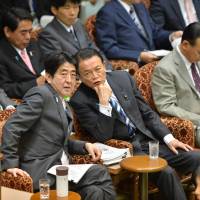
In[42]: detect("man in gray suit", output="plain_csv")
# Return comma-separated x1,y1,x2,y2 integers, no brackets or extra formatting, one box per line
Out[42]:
152,22,200,128
39,0,112,70
1,52,116,200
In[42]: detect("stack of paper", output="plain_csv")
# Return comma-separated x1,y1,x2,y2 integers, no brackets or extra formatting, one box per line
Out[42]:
47,164,94,183
95,143,130,165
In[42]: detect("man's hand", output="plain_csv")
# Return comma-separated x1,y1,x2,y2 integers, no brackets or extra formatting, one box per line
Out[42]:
170,31,183,41
167,139,193,154
7,168,30,177
140,52,159,63
94,83,112,106
36,75,46,86
85,143,102,162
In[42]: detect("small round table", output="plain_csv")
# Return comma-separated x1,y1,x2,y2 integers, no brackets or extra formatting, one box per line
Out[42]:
31,190,81,200
120,155,167,200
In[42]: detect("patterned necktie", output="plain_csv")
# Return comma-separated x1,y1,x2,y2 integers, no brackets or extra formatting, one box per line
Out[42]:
129,5,147,38
184,0,197,24
109,97,136,138
20,50,36,75
191,63,200,92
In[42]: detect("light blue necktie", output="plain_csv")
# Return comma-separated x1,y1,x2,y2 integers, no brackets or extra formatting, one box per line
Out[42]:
109,97,136,138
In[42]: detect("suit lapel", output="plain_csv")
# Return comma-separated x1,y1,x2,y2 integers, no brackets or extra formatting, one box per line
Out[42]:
134,4,150,41
170,0,186,28
107,73,132,124
173,49,200,96
53,18,80,49
193,0,200,21
2,39,38,76
47,84,70,136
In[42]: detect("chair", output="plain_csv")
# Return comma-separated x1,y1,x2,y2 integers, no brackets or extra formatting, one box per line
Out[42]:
85,15,139,75
134,61,195,147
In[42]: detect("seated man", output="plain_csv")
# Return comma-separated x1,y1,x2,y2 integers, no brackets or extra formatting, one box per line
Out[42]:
39,0,112,70
95,0,182,64
150,0,200,31
0,89,17,110
1,51,116,200
70,48,200,200
0,8,45,98
152,22,200,128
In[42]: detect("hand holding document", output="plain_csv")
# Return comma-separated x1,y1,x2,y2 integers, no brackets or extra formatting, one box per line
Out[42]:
95,143,130,165
47,164,94,183
148,50,170,59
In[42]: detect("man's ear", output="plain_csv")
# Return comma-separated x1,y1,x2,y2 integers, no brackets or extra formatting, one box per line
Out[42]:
51,6,57,16
3,27,12,38
45,73,52,84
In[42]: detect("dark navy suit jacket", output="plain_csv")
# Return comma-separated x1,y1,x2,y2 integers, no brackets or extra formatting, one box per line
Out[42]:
150,0,200,31
95,0,171,61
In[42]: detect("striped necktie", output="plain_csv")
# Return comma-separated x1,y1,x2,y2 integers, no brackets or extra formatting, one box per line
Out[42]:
191,63,200,92
109,97,136,138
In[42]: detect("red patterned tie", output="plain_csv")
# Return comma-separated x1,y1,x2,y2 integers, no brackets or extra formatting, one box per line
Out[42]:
20,50,36,75
191,63,200,92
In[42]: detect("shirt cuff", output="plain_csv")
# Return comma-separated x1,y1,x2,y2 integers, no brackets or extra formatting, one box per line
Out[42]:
163,134,175,144
99,104,112,117
5,105,16,110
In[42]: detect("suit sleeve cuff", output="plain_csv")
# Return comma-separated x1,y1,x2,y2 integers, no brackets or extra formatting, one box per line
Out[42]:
99,104,112,117
163,134,175,144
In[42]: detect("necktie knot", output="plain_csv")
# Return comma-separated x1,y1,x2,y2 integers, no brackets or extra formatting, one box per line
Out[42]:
129,5,134,15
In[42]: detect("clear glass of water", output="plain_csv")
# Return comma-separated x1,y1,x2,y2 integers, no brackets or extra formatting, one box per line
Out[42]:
149,141,159,159
39,179,50,200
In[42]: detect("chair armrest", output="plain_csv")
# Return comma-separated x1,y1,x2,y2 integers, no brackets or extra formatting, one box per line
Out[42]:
71,154,103,164
104,139,133,151
110,60,139,75
160,116,195,147
0,171,33,192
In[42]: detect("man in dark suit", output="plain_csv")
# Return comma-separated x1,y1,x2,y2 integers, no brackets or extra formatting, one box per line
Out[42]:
70,48,200,200
0,8,45,99
0,89,17,110
39,0,112,70
95,0,182,64
2,52,116,200
150,0,200,31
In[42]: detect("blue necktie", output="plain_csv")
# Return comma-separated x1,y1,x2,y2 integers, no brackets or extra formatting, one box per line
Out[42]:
109,97,136,138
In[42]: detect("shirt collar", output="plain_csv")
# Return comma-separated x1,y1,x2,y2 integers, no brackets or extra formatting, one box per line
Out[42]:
118,0,132,14
176,45,192,71
57,18,74,32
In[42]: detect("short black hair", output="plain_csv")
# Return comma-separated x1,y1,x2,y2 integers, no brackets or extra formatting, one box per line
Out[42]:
1,7,33,32
50,0,81,8
44,51,76,77
181,22,200,46
75,48,104,74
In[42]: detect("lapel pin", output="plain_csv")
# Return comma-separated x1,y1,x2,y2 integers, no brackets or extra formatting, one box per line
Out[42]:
29,51,33,56
124,95,128,100
15,56,19,61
